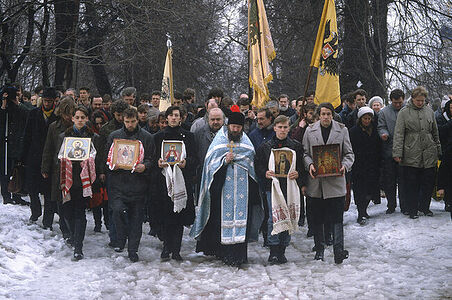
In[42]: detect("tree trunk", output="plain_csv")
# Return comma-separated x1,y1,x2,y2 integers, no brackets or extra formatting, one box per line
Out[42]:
341,0,389,98
54,0,80,90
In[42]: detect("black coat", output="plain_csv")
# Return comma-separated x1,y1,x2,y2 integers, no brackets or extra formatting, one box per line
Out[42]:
98,118,124,175
21,107,58,192
41,119,73,202
0,102,29,174
349,124,381,198
153,126,196,225
107,126,154,202
255,135,305,192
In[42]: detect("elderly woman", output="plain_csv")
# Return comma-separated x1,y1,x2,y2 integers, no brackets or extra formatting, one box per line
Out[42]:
349,107,382,225
393,86,441,219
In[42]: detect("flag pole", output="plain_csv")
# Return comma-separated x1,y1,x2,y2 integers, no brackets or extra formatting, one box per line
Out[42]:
167,37,174,105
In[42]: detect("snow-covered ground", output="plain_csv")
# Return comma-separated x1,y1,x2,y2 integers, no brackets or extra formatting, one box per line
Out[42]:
0,197,451,300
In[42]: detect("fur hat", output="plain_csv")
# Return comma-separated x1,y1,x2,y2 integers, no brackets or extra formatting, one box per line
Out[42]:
368,96,384,108
42,87,58,99
357,106,374,119
228,105,245,126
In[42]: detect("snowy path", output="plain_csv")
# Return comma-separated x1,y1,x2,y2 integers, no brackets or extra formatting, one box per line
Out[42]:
0,198,451,299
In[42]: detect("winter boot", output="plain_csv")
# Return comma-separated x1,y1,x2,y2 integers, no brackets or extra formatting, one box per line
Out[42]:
161,243,171,261
277,245,288,264
128,252,139,263
268,245,279,264
314,249,324,261
334,249,349,264
332,222,348,264
72,248,84,261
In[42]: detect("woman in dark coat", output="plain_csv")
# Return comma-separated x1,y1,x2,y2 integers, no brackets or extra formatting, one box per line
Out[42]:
153,106,196,261
56,106,101,260
349,107,382,224
436,100,452,213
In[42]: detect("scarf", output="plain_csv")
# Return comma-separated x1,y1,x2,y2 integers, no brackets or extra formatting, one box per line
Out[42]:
161,140,187,213
268,147,300,235
42,105,55,120
60,158,73,203
80,157,96,198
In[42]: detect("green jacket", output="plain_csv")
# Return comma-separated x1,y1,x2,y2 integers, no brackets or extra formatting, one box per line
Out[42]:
392,100,440,168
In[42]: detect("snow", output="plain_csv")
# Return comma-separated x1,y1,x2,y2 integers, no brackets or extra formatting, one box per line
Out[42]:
0,197,451,300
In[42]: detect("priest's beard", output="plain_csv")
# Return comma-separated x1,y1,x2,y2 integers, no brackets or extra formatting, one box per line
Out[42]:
228,128,243,142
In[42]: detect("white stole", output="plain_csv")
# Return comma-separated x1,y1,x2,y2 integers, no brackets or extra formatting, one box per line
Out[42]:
162,141,187,213
268,147,300,235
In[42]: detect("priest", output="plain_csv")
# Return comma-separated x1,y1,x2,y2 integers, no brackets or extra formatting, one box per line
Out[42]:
190,105,263,267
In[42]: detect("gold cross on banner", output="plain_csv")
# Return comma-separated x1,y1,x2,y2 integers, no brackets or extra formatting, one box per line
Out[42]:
227,141,237,153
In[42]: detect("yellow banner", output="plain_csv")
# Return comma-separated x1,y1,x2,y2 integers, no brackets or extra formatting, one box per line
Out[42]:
160,47,173,112
310,0,341,108
248,0,275,108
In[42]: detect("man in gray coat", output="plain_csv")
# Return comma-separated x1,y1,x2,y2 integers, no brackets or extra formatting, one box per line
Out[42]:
303,102,354,264
377,89,406,214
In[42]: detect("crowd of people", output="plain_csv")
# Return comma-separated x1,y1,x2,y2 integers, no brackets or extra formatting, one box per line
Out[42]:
1,83,450,267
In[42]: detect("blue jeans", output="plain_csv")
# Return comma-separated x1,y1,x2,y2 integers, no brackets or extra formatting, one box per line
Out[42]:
266,191,290,246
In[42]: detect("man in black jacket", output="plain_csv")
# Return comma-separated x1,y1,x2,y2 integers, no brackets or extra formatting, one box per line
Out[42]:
106,108,154,262
98,100,129,245
255,115,305,264
22,87,58,223
0,84,29,205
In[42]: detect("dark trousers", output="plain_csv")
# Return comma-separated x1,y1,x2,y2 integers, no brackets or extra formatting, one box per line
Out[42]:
309,196,345,254
162,223,184,255
30,191,53,227
354,188,371,218
403,166,436,215
93,201,109,228
62,187,87,251
383,158,406,211
112,199,144,253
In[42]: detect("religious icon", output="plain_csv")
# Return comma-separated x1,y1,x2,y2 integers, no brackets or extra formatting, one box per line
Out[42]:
63,137,91,161
312,144,341,177
161,140,183,165
272,149,293,178
111,139,140,170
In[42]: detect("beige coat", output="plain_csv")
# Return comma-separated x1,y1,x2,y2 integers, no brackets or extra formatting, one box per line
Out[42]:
302,120,354,199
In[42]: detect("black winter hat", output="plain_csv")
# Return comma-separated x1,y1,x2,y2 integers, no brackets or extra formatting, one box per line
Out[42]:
42,87,58,99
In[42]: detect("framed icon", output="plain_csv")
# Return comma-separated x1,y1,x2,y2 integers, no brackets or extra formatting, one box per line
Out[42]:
272,149,293,178
312,144,341,177
63,137,91,161
161,140,183,165
111,139,140,170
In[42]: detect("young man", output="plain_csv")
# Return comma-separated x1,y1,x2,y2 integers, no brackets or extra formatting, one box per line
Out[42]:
153,106,196,261
106,108,154,262
302,102,354,264
255,115,304,264
137,104,150,130
377,89,406,214
79,87,91,108
345,89,367,128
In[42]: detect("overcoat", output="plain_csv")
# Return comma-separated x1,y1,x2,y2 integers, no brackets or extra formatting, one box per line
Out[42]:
302,120,354,199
